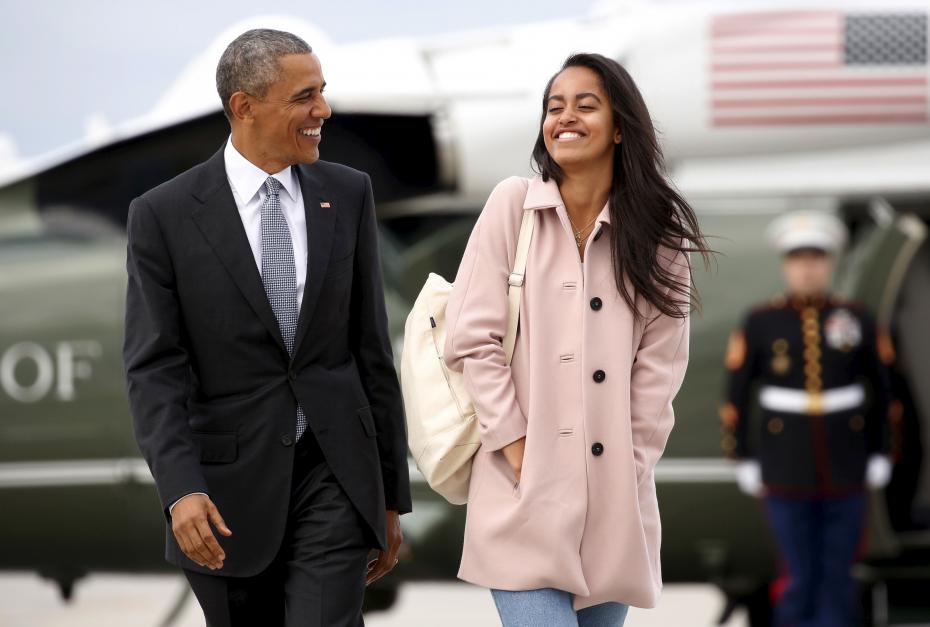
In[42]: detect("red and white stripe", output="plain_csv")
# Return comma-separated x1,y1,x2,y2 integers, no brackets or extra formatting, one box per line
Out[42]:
709,11,929,127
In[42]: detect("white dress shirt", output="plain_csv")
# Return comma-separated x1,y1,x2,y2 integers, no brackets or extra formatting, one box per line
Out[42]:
223,134,308,310
169,136,309,515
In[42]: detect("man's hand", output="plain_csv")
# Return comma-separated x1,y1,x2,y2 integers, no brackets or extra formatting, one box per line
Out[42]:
171,494,232,570
866,454,893,489
735,460,764,497
366,510,403,585
501,437,526,484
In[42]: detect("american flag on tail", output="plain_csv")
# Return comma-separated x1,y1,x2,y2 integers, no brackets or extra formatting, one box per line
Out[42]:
709,11,928,127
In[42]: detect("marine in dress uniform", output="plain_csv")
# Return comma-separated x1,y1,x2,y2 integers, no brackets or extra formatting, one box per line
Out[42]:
720,211,896,627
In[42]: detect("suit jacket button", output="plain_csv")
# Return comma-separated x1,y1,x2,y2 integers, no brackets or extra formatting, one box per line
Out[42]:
590,297,603,311
593,369,606,383
591,442,604,456
288,370,297,381
281,434,294,447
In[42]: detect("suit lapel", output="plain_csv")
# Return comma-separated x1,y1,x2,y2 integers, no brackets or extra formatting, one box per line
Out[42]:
190,143,289,356
292,162,336,357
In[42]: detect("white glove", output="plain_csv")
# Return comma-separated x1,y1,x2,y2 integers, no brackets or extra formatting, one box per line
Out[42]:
866,455,893,489
735,460,764,497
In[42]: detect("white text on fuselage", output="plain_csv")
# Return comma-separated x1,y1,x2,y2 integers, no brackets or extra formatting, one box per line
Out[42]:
0,341,102,403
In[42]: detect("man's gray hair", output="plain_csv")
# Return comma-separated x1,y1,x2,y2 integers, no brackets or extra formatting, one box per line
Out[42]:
216,28,312,120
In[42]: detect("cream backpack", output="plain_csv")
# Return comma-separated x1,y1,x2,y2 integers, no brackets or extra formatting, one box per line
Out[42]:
400,208,536,504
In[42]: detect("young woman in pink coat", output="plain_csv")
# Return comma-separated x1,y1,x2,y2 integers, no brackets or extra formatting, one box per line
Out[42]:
442,53,711,626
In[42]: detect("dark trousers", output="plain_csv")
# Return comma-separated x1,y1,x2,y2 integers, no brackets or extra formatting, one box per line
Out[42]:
765,493,868,627
183,433,371,627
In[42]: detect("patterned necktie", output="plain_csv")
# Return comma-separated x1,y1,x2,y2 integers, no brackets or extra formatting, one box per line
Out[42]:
260,176,307,440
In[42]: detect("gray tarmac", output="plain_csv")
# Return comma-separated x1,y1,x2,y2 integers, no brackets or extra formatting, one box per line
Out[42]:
0,573,748,626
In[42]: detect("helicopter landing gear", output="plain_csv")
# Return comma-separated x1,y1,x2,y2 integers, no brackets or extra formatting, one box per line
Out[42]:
155,577,193,627
39,568,86,603
717,580,773,627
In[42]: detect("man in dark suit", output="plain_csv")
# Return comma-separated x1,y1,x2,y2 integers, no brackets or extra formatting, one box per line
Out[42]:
123,28,411,626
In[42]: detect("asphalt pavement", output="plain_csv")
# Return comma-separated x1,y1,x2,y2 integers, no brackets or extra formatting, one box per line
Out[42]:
0,573,749,626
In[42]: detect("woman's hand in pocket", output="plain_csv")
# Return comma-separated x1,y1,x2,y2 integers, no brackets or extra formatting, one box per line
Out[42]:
501,437,526,484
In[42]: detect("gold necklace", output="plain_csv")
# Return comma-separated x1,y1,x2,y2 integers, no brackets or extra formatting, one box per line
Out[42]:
567,213,598,249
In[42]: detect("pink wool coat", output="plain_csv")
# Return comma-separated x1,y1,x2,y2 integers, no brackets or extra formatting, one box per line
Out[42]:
442,175,691,610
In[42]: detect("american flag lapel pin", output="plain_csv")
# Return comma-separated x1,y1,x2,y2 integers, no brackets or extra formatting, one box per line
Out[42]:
320,201,331,208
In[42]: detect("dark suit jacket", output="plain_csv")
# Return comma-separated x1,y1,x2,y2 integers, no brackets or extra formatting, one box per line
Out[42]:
721,295,891,496
123,140,411,577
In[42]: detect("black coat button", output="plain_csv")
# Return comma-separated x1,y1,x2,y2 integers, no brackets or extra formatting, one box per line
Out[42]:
590,297,603,311
288,370,297,381
593,369,606,383
281,434,294,447
592,442,604,456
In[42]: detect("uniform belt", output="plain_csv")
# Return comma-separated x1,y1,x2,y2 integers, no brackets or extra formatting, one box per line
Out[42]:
758,383,865,415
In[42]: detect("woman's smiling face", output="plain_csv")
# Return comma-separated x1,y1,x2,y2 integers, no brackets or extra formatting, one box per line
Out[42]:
542,66,621,173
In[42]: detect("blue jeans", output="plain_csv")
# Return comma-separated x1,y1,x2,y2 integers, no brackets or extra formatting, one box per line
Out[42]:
491,587,629,627
765,493,867,627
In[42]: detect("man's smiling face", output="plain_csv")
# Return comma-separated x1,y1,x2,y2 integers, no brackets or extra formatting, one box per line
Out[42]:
248,52,331,168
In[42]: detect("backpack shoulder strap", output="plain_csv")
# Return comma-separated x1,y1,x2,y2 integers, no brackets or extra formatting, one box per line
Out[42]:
502,208,536,364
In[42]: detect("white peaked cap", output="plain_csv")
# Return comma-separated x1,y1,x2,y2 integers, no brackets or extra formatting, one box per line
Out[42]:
766,210,848,254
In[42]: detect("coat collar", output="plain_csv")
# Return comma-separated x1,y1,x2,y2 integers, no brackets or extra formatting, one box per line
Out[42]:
223,134,300,205
786,291,830,311
291,158,336,358
522,174,612,227
190,139,336,361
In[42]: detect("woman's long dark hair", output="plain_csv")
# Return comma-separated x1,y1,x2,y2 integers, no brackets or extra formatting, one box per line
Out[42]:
532,53,711,321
